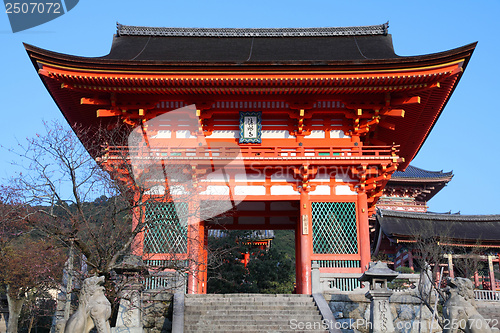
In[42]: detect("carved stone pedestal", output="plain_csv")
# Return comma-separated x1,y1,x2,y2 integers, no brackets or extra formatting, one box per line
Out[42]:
112,287,143,333
365,289,395,333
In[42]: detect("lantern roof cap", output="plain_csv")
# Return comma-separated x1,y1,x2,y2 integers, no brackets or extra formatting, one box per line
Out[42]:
359,261,399,282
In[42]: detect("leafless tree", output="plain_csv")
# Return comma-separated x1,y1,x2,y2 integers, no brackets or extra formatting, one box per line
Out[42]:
4,119,234,328
407,220,485,331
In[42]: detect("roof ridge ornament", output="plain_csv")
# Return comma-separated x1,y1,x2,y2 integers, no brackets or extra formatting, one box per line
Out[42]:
116,22,389,38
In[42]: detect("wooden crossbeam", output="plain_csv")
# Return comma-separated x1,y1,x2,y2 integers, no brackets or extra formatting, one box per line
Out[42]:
81,97,109,105
380,109,405,117
96,109,121,117
391,96,420,105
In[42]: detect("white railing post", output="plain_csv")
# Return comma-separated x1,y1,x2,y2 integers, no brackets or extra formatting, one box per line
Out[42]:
311,261,321,294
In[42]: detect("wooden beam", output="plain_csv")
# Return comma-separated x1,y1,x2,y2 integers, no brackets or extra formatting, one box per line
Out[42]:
380,109,405,117
391,96,420,105
96,109,121,117
81,97,109,105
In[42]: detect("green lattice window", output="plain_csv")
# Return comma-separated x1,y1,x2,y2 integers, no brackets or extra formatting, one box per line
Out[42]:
312,202,358,254
144,202,188,254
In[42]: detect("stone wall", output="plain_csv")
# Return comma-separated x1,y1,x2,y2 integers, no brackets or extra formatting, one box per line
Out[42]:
476,301,500,331
141,292,173,333
325,291,438,333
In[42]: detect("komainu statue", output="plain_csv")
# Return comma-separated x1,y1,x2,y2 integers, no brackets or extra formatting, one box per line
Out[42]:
64,275,112,333
443,277,493,333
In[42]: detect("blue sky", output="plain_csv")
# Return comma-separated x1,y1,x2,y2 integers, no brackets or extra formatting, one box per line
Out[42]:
1,0,499,214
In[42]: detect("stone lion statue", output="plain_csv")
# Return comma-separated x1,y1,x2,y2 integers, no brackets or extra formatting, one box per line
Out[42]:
443,277,493,333
63,275,112,333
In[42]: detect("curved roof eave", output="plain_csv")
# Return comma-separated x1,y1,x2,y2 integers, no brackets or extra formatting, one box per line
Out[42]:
24,42,477,73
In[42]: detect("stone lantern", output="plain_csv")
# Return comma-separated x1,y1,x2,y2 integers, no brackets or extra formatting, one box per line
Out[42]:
359,261,399,333
111,255,148,333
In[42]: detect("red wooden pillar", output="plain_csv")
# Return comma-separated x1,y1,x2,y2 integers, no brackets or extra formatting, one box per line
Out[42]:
474,271,480,288
295,218,302,293
187,200,200,294
297,187,312,294
408,250,414,272
488,255,496,291
447,254,455,279
357,191,370,271
197,221,207,294
243,253,251,268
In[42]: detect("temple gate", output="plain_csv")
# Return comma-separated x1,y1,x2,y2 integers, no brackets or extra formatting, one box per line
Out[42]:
25,23,475,294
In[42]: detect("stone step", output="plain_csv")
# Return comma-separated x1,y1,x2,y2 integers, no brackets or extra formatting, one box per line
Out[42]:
185,305,316,311
184,293,327,333
184,316,321,327
185,324,327,331
185,297,313,303
185,301,314,307
186,293,309,298
185,309,322,316
185,314,324,322
185,297,314,305
186,296,313,300
186,330,327,333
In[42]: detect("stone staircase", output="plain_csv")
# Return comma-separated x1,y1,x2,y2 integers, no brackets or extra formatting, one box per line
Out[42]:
184,294,328,333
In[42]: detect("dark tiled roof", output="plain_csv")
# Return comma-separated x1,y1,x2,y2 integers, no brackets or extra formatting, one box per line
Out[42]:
103,23,398,62
392,165,453,180
377,209,500,242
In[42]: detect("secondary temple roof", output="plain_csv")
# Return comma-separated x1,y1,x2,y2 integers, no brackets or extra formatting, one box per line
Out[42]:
391,165,453,181
383,165,454,203
376,210,500,244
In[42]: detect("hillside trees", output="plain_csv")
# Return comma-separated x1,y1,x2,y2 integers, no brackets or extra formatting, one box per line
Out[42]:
0,186,65,333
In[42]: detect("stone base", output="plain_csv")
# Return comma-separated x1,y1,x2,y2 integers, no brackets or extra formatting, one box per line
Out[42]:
326,291,437,333
0,313,7,333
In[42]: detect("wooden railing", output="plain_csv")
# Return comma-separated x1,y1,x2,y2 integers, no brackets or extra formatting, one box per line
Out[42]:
143,272,186,292
101,144,399,161
474,290,500,302
313,270,500,301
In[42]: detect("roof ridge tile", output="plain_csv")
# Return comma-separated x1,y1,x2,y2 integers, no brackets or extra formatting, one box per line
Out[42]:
116,22,389,38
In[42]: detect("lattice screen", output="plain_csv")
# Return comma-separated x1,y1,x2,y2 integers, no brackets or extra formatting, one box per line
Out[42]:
312,202,358,254
144,202,188,254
